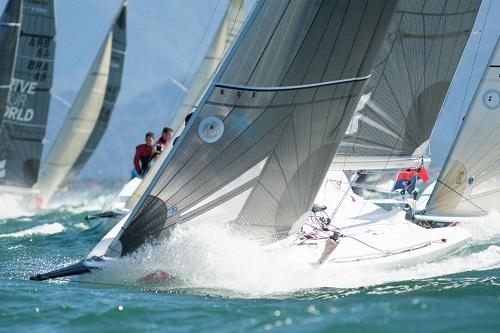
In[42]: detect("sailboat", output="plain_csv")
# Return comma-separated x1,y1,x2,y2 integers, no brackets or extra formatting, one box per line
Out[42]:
0,0,55,197
35,1,127,205
31,0,401,280
101,0,246,218
414,36,500,224
327,0,482,205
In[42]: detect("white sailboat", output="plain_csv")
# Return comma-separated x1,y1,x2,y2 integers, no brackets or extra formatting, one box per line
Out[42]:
30,0,481,282
35,1,127,205
329,0,482,207
415,36,500,223
32,0,400,280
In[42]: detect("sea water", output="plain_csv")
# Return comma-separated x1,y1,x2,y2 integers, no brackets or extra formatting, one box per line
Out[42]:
0,183,499,333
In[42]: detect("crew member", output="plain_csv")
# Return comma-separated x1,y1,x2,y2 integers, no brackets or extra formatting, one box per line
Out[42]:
133,132,159,177
157,127,173,151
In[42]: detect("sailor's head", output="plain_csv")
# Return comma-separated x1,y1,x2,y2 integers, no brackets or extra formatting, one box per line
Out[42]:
185,113,193,125
162,127,173,142
145,131,155,146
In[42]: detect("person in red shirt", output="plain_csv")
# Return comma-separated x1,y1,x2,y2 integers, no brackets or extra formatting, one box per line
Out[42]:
156,127,173,151
133,132,160,177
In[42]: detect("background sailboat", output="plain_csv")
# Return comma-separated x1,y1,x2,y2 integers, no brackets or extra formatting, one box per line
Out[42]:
329,0,481,202
417,36,500,221
36,1,127,205
0,0,55,194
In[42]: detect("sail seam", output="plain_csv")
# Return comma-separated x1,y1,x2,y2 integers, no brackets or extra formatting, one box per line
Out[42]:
214,75,371,92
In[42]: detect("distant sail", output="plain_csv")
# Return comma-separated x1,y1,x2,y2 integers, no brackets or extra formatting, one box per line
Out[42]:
169,0,244,136
0,0,22,130
334,0,481,170
100,0,397,258
0,0,55,188
37,3,126,202
60,2,127,188
424,37,500,217
126,0,244,209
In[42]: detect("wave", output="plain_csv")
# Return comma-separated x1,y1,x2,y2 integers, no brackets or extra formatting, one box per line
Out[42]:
0,223,65,238
84,219,500,296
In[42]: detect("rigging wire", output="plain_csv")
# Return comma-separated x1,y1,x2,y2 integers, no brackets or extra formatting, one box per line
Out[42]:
168,0,225,115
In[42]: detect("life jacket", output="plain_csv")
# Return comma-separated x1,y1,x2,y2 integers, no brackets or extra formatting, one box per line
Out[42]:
134,144,155,175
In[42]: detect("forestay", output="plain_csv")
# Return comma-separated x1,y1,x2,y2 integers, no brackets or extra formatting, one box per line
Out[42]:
37,2,126,203
0,0,22,131
126,0,245,210
424,37,500,217
101,0,397,258
0,0,55,188
334,0,481,171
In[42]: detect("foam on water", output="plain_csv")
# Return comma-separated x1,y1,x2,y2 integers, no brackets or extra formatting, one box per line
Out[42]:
460,210,500,241
87,218,500,296
0,194,36,220
0,223,65,238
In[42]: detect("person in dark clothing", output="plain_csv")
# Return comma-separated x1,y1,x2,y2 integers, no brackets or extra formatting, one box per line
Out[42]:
173,112,194,147
157,127,173,151
133,132,160,177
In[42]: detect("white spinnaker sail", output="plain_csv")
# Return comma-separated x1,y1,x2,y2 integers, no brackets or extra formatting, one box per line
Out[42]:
125,0,245,209
91,0,397,258
36,32,112,202
0,0,22,130
424,37,500,217
332,0,481,171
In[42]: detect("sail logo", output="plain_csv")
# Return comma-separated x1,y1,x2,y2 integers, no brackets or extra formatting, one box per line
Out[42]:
198,116,224,143
0,160,5,179
483,89,500,110
4,79,37,122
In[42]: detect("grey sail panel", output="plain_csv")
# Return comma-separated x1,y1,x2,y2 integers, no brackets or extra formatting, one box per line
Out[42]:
104,0,397,257
0,0,22,131
0,0,55,188
338,0,481,159
61,3,127,188
424,37,500,216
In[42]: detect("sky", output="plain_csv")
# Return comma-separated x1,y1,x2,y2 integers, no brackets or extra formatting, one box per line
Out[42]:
0,0,499,182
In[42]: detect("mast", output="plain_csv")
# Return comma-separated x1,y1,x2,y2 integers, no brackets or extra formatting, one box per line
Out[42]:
0,0,55,189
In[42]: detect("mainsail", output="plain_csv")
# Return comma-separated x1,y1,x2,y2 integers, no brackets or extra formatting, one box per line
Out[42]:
0,0,22,130
125,0,245,209
37,2,126,202
101,0,397,258
0,0,55,188
332,0,481,171
60,2,127,188
423,37,500,217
